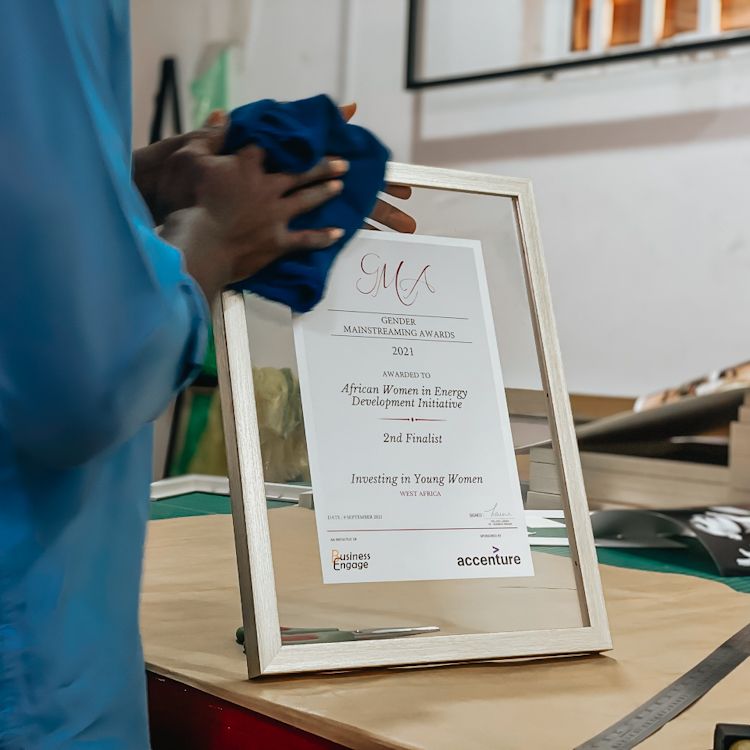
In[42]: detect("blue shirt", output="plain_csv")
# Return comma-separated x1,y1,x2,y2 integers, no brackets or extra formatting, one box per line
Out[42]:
0,2,207,747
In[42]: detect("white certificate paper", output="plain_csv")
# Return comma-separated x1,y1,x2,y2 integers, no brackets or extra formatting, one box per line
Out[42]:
293,231,533,583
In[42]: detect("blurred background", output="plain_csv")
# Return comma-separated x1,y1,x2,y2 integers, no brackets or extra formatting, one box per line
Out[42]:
132,0,750,400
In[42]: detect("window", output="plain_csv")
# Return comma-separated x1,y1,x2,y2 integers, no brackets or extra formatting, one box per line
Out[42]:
663,0,699,38
572,0,593,51
405,0,750,90
722,0,750,29
571,0,750,52
611,0,642,46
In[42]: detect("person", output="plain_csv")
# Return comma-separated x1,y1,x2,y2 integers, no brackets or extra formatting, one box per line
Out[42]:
0,3,413,747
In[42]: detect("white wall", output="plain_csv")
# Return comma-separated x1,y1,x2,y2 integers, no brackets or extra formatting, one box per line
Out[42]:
131,0,750,397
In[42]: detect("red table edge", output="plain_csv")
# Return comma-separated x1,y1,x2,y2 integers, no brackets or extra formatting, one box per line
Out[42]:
148,671,351,750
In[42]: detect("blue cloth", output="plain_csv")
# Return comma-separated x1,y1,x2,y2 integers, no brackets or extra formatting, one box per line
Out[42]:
0,2,207,748
225,95,389,312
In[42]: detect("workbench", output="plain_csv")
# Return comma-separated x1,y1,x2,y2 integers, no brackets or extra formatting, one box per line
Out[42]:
142,492,749,749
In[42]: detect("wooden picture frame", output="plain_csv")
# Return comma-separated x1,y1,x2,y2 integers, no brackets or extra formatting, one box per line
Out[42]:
214,163,611,677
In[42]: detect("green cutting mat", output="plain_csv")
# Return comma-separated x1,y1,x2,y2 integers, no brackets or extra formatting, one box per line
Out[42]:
150,492,750,594
538,543,750,594
597,546,750,594
150,492,292,520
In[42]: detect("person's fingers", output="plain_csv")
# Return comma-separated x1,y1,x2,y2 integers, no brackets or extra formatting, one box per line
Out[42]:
202,127,228,155
163,136,221,197
285,157,349,191
236,143,266,164
203,110,228,128
339,102,357,122
175,133,219,160
369,198,417,233
384,184,412,200
181,112,229,156
286,227,344,250
282,178,344,217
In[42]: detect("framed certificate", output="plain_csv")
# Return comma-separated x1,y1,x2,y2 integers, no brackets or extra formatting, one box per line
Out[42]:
215,164,611,677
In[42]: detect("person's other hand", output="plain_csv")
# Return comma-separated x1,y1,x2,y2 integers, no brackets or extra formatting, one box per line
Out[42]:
367,183,417,233
339,103,416,235
132,111,228,224
147,111,230,224
161,136,348,302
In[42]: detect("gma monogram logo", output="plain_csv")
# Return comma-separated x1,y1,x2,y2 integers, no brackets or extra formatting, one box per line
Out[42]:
355,252,435,307
331,549,371,571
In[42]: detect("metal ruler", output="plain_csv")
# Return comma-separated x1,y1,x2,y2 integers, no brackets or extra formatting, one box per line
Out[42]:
576,623,750,749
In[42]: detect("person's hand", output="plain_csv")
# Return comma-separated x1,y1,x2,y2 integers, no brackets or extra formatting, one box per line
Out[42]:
339,103,416,234
138,105,416,233
132,111,230,225
367,184,416,233
132,136,185,223
148,112,230,224
161,135,348,302
151,102,414,303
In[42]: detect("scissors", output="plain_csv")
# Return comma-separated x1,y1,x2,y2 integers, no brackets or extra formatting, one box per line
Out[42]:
236,625,439,646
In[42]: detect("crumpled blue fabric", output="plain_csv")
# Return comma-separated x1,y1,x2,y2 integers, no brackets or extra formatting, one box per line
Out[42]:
224,95,389,312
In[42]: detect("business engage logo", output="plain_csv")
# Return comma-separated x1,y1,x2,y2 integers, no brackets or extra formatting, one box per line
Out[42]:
456,545,522,568
331,549,371,572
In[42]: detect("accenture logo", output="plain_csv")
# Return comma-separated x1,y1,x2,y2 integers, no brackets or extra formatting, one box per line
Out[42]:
456,545,522,568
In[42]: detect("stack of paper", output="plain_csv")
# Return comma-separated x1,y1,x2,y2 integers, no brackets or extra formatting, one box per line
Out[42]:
527,446,730,510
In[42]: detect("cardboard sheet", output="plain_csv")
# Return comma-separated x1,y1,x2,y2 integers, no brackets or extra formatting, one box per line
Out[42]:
141,512,750,749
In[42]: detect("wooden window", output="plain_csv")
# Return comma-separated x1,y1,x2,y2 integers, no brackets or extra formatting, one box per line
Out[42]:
571,0,750,53
610,0,643,45
663,0,699,38
572,0,593,50
722,0,750,30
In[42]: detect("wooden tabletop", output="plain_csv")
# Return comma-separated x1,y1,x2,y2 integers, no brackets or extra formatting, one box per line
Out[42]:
141,513,749,750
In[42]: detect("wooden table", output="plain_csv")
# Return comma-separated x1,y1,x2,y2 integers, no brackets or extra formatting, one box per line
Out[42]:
141,511,749,749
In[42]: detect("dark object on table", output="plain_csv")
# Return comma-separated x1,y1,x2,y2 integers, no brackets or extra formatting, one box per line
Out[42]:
593,505,750,576
714,723,750,749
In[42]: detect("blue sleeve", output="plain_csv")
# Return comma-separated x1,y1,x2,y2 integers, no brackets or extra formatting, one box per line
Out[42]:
0,4,208,467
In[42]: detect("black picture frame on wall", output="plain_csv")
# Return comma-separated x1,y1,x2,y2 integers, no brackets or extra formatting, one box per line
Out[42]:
405,0,750,90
